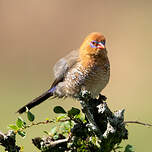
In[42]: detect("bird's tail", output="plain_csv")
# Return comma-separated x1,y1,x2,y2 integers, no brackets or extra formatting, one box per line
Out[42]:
17,89,53,114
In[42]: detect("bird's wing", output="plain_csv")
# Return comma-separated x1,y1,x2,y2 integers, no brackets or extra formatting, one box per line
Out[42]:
53,50,79,78
50,50,79,89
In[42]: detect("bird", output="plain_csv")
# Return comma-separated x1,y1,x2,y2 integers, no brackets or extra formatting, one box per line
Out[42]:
17,32,110,114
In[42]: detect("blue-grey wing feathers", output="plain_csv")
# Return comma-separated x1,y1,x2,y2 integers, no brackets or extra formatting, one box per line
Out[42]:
53,50,79,79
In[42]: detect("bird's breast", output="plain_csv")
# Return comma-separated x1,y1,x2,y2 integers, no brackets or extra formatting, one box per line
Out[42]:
56,57,110,98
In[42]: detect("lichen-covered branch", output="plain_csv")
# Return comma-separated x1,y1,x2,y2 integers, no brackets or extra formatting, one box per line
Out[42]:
79,92,128,152
0,130,20,152
32,135,69,152
32,92,128,152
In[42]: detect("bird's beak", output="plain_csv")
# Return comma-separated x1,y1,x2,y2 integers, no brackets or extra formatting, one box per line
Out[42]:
97,42,105,49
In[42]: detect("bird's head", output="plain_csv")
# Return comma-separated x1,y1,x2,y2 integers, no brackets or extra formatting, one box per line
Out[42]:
80,32,106,57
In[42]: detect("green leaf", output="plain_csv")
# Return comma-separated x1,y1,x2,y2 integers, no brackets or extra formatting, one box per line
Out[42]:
53,134,59,140
16,117,24,128
50,126,57,135
23,121,27,128
68,107,80,117
54,106,66,114
74,113,86,123
43,131,49,135
18,130,26,137
63,121,71,130
27,111,35,122
20,146,24,151
8,124,18,131
56,114,67,121
124,144,134,152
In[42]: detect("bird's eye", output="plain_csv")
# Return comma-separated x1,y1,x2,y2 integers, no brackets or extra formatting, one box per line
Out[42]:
92,41,96,45
90,41,98,48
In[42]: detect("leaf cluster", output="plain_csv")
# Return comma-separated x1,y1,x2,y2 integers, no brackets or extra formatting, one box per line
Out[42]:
7,106,134,152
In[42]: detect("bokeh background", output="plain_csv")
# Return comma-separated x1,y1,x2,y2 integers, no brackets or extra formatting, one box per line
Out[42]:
0,0,152,151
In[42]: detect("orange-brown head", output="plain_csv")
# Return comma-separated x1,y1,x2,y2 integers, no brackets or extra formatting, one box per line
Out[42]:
79,32,107,67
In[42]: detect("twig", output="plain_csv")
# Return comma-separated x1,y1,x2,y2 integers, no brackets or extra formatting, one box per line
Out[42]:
24,119,70,130
32,132,72,150
124,121,152,127
49,138,68,147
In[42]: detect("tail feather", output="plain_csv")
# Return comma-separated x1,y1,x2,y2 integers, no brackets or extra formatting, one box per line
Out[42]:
17,89,53,114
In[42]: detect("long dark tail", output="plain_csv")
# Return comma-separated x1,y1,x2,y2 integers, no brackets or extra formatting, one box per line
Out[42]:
17,89,53,114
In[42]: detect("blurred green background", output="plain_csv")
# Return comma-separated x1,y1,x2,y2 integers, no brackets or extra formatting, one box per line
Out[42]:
0,0,152,151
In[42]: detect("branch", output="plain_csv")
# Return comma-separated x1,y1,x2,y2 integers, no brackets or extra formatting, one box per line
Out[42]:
32,136,69,150
32,92,129,152
32,132,73,151
78,92,128,152
124,121,152,127
0,130,20,152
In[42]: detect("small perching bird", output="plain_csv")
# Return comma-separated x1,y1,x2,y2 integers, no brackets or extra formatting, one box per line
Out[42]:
17,32,110,114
